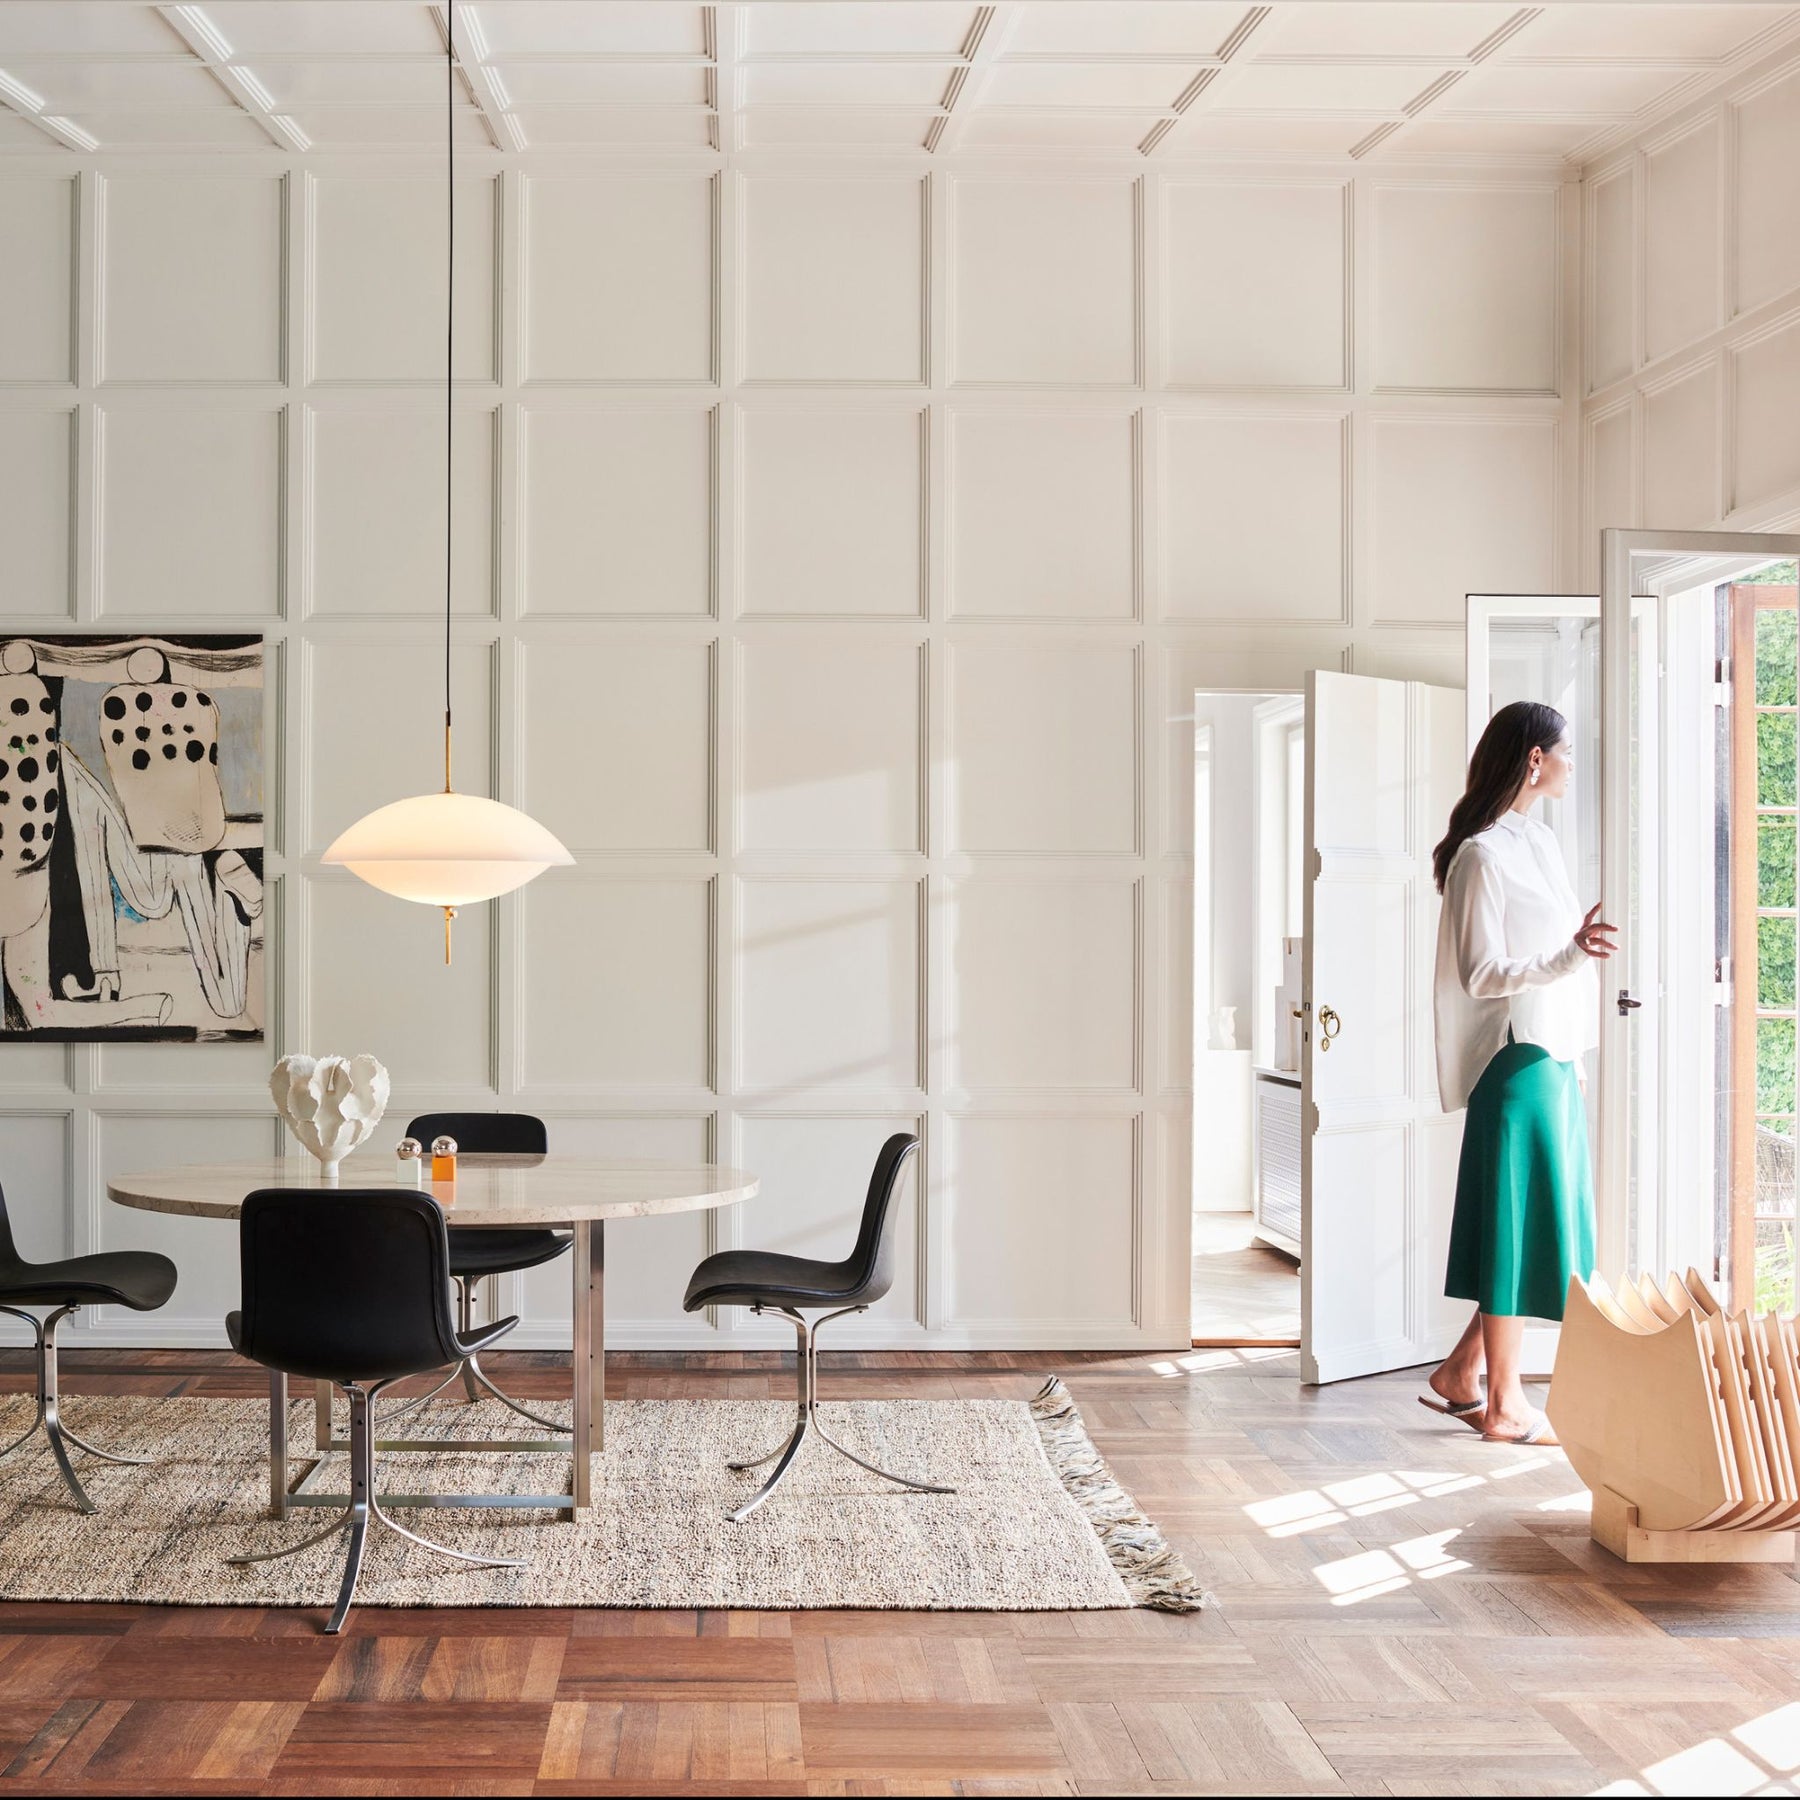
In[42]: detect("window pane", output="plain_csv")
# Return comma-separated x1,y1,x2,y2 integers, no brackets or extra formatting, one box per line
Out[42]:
1761,817,1797,909
1758,1016,1796,1114
1756,1221,1795,1314
1756,607,1798,706
1760,711,1797,808
1761,916,1798,1009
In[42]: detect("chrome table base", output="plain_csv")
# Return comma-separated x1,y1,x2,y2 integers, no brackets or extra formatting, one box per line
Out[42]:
0,1303,152,1513
724,1303,954,1523
234,1378,523,1633
267,1219,605,1520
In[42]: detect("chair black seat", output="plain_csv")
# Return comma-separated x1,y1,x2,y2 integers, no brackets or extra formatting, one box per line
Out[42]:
450,1228,570,1280
683,1249,865,1314
224,1305,513,1387
0,1250,176,1313
682,1134,919,1322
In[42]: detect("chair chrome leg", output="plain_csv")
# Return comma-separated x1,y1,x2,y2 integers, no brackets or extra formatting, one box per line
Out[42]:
809,1415,956,1495
230,1382,531,1633
726,1435,794,1473
0,1402,46,1461
40,1401,94,1514
227,1506,354,1565
722,1302,954,1517
324,1386,379,1634
326,1505,369,1636
378,1364,462,1424
726,1309,812,1522
0,1306,48,1461
0,1303,114,1513
726,1411,810,1523
464,1354,569,1433
420,1279,570,1434
53,1417,151,1465
368,1497,525,1569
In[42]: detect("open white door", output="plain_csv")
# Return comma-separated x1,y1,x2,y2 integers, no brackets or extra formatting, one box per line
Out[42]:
1301,670,1466,1384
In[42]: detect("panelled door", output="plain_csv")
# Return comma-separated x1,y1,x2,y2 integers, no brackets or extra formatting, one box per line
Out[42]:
1301,670,1466,1385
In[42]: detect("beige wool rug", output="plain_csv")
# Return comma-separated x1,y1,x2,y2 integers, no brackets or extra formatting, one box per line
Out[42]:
0,1378,1204,1613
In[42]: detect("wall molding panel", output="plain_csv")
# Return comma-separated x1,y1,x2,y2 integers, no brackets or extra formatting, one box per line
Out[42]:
1582,41,1800,559
0,151,1573,1350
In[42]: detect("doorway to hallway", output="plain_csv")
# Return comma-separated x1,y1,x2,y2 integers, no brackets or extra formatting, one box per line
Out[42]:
1191,690,1301,1345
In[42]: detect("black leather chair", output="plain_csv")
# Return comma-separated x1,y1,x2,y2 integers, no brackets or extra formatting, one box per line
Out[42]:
226,1187,524,1634
0,1177,176,1513
400,1112,567,1433
682,1133,951,1522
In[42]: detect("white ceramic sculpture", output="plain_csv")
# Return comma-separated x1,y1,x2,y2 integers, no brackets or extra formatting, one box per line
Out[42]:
270,1053,390,1176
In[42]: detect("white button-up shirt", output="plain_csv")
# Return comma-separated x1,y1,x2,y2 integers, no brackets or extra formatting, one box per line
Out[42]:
1433,809,1599,1112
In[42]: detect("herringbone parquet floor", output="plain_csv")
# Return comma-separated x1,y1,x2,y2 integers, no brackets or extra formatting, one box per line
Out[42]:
0,1345,1796,1795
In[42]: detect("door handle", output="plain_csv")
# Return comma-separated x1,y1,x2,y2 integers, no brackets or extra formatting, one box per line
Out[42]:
1317,1005,1342,1051
1617,990,1642,1017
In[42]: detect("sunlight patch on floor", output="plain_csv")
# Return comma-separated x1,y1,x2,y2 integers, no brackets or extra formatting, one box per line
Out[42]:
1536,1489,1594,1513
1244,1466,1514,1537
1150,1345,1297,1376
1311,1529,1472,1606
1590,1702,1800,1796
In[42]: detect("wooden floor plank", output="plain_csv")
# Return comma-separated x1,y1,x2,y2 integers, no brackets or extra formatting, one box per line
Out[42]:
796,1701,1064,1777
69,1635,342,1702
270,1700,552,1782
555,1637,799,1704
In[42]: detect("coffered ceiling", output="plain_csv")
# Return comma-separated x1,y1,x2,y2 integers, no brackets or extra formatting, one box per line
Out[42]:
0,2,1793,164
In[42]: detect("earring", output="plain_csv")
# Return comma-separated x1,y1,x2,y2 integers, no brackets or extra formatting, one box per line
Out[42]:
1530,769,1540,786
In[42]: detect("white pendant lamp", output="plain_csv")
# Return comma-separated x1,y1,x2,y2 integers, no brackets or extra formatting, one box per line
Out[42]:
322,13,570,961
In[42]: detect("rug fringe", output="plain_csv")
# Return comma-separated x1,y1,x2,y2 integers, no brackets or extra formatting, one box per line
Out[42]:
1028,1376,1212,1613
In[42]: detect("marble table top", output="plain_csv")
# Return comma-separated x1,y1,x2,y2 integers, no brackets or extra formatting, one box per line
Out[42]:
106,1153,759,1226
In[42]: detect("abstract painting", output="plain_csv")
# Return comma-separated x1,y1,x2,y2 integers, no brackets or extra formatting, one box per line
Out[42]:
0,634,263,1041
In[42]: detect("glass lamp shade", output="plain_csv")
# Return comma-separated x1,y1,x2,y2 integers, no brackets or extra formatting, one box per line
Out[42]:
322,791,573,906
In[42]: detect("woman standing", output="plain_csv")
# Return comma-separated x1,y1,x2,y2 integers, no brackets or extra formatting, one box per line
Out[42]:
1426,701,1615,1445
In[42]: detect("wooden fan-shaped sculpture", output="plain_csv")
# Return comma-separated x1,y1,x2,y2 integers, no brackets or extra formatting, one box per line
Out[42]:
1549,1273,1799,1563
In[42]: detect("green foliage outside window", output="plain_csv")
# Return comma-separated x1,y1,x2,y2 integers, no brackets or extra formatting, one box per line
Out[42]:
1760,914,1797,1009
1752,565,1799,1311
1757,607,1798,704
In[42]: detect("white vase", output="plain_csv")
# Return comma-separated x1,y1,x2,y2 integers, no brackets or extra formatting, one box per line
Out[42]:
1209,1006,1238,1052
270,1054,390,1178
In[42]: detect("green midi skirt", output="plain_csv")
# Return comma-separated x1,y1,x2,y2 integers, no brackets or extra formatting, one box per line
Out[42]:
1446,1038,1595,1321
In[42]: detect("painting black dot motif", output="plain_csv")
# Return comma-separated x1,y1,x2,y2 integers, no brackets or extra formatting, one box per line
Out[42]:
0,635,262,1042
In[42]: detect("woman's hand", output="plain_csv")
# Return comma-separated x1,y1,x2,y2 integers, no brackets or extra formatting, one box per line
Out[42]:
1574,903,1618,960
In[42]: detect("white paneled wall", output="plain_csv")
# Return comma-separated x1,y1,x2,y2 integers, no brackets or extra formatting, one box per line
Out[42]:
1581,40,1800,567
0,152,1574,1350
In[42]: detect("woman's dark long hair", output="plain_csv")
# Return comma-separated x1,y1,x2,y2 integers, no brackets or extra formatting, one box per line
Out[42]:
1431,700,1567,893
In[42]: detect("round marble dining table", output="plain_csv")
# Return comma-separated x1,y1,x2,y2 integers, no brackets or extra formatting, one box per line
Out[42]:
106,1152,759,1516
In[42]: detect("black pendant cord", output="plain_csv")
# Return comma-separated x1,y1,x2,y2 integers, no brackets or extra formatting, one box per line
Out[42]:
443,8,454,794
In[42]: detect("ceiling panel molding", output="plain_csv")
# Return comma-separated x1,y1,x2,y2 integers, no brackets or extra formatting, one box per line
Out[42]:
0,3,1793,169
